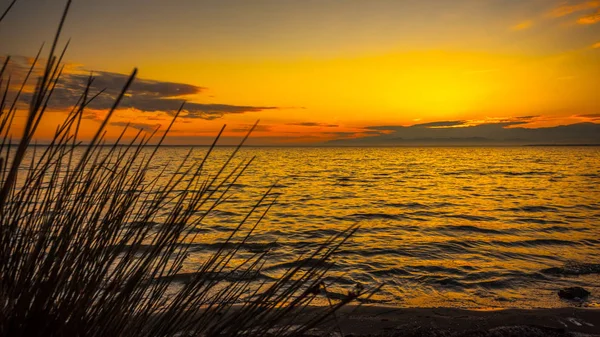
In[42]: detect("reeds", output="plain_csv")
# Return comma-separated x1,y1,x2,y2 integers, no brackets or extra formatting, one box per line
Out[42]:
0,1,373,336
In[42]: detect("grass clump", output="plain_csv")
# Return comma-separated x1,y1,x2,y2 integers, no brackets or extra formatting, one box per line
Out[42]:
0,1,373,336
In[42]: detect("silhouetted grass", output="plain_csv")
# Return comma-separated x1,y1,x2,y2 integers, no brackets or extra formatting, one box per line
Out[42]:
0,1,374,336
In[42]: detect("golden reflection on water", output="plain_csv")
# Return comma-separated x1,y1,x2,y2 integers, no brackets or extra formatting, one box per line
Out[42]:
176,146,600,308
26,146,600,308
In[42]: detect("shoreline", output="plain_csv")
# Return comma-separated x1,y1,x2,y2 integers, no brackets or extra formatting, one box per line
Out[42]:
305,305,600,336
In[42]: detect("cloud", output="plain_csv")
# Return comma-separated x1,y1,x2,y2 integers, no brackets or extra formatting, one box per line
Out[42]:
509,115,541,123
511,20,534,31
64,71,206,98
286,122,339,128
547,0,600,18
229,124,272,132
412,121,466,128
362,121,468,132
363,117,537,134
328,119,600,145
593,42,600,48
146,116,169,121
577,8,600,23
53,72,277,119
175,104,276,120
109,121,161,132
310,131,372,141
3,56,278,120
576,113,600,120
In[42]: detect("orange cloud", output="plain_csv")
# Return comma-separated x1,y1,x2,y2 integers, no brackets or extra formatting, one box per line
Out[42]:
593,41,600,48
511,20,534,31
547,1,600,18
577,9,600,23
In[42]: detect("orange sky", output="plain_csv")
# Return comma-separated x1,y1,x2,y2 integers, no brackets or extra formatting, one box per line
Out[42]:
0,0,599,144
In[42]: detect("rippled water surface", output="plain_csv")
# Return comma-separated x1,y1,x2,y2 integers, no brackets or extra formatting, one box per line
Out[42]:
128,147,600,308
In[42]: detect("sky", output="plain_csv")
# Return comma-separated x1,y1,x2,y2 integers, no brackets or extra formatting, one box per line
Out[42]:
0,0,599,145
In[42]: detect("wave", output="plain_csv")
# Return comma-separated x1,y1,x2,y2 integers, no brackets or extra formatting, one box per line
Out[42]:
492,238,576,248
437,224,504,235
564,204,600,211
228,183,247,188
206,210,239,217
320,289,390,304
109,241,280,255
416,275,465,288
384,202,429,209
444,214,497,222
536,225,576,233
408,210,444,217
350,213,407,221
491,170,554,176
405,265,464,275
152,270,274,284
187,241,279,252
540,263,600,276
508,205,560,213
263,257,335,271
418,240,479,256
513,217,567,225
344,247,416,258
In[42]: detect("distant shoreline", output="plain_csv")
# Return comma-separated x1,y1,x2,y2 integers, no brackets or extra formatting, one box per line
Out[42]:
15,143,600,148
525,144,600,147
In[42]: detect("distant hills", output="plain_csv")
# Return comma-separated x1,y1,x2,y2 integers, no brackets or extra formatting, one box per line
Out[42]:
326,122,600,146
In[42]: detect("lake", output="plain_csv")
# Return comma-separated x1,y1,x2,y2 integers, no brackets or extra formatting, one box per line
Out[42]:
134,146,600,309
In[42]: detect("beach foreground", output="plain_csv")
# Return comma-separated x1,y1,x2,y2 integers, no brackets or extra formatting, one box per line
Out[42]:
301,306,600,337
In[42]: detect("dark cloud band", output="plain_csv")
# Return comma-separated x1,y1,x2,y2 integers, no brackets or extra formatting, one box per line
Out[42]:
286,122,339,128
330,118,600,145
3,56,278,120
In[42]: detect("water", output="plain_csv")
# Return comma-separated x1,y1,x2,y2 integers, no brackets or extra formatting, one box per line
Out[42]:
28,146,600,309
141,146,599,309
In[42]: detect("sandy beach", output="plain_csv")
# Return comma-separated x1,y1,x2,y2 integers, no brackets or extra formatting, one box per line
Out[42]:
306,306,600,336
